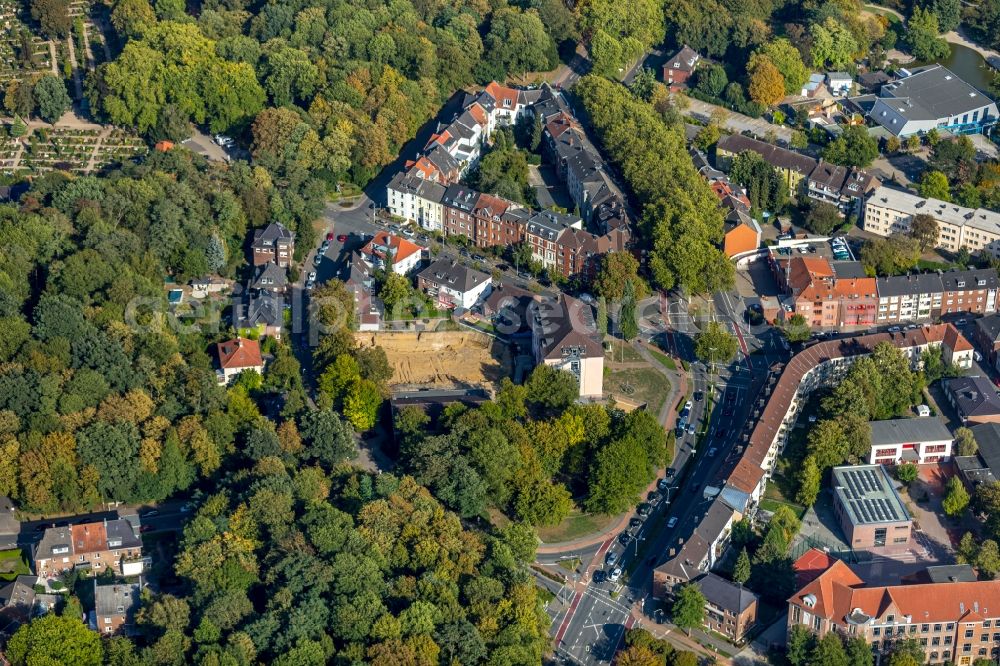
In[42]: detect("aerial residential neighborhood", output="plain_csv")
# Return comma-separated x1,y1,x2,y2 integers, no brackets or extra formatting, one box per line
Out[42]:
8,0,1000,663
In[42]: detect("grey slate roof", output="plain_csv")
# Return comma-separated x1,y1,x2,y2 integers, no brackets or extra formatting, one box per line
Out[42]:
251,262,286,291
717,134,818,176
694,573,758,614
442,184,479,213
940,268,999,293
526,210,580,241
869,417,953,446
94,580,141,618
832,262,869,279
389,170,447,203
235,289,283,328
882,65,994,121
532,294,603,361
876,273,946,297
418,259,490,294
104,519,142,550
970,422,1000,475
977,314,1000,344
252,223,293,246
948,376,1000,419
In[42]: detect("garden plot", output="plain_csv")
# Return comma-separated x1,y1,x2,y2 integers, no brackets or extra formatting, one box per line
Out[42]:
0,1,54,83
1,125,146,174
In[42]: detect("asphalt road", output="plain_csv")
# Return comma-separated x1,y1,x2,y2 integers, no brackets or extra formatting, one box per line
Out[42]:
553,291,774,665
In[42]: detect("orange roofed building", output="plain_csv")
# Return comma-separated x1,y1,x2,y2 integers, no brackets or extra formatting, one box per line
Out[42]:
360,231,426,276
216,337,264,385
787,557,1000,664
775,255,877,328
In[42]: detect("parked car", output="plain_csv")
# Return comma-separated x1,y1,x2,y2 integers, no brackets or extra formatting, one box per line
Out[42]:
684,400,693,411
667,517,678,528
326,232,335,241
618,533,632,546
313,254,323,266
693,391,703,401
337,234,348,242
637,503,651,517
606,551,618,566
708,447,717,457
307,271,317,282
141,509,159,518
657,478,670,490
665,468,675,478
687,424,696,435
629,518,643,528
593,570,606,583
609,567,622,582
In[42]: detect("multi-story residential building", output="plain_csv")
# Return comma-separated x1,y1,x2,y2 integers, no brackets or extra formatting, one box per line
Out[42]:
441,185,480,242
417,259,492,310
863,186,1000,259
34,519,144,580
386,171,447,231
89,579,141,636
831,464,913,549
717,134,819,196
805,161,880,215
359,231,425,275
249,262,286,294
251,223,294,268
774,256,878,328
875,270,998,324
524,210,584,272
232,288,283,340
472,192,518,249
345,252,382,332
723,325,973,514
531,294,604,398
662,45,700,89
868,417,954,465
694,573,759,644
787,557,1000,665
653,497,742,594
717,135,879,211
865,64,998,137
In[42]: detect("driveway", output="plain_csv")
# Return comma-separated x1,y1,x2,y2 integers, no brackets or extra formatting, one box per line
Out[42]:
528,164,574,210
683,97,793,144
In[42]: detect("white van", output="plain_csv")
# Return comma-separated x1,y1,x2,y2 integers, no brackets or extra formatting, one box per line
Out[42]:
916,405,931,417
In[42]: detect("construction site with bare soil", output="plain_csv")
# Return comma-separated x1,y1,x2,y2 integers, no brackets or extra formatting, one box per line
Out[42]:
354,330,511,391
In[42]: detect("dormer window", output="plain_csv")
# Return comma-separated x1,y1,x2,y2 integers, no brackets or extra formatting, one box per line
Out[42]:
957,280,966,288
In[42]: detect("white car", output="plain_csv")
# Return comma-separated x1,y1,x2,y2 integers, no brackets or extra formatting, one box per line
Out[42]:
684,400,693,411
608,567,622,582
307,271,317,282
213,134,234,147
667,517,678,528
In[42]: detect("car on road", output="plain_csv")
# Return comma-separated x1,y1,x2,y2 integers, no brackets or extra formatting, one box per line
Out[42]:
141,509,159,517
180,503,193,513
605,551,618,566
657,478,670,490
629,518,643,528
888,326,901,332
140,525,153,533
313,253,323,266
693,391,703,401
402,228,415,237
667,517,678,528
665,468,675,478
716,429,727,439
337,234,348,242
687,424,696,435
497,264,510,271
326,232,335,241
723,406,733,416
472,254,486,262
307,271,317,282
637,503,651,517
593,570,606,583
608,567,622,582
618,533,632,546
684,400,693,411
708,447,717,457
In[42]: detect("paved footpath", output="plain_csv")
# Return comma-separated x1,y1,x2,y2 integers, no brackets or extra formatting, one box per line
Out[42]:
537,347,688,555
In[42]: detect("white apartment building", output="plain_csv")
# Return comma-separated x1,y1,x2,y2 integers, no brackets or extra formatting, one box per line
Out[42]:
863,186,1000,258
386,171,446,231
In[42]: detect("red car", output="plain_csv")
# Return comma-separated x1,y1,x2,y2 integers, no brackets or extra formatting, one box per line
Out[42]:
326,232,334,241
139,525,153,533
337,234,348,242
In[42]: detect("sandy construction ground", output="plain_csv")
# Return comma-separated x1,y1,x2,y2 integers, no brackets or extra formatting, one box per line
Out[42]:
354,330,509,389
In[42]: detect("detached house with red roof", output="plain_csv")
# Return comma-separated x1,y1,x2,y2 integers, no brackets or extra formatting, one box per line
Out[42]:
360,231,426,275
662,45,700,90
788,557,1000,664
215,337,264,385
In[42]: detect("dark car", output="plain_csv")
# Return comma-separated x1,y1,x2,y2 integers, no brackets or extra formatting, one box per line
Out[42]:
618,532,633,546
723,407,733,416
717,429,727,439
693,391,703,401
593,570,606,583
497,264,510,271
726,392,736,404
666,468,675,478
637,503,651,517
34,524,48,532
629,518,642,528
141,509,159,518
140,525,153,533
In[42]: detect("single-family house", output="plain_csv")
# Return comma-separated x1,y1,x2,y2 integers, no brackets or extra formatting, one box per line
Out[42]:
89,579,141,636
826,72,852,96
215,337,264,385
946,376,1000,425
417,259,492,310
251,223,294,268
662,46,700,89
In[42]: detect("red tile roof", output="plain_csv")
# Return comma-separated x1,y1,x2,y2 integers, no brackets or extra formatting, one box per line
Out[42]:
485,81,519,109
71,522,108,555
791,558,1000,625
793,548,839,587
216,338,263,370
363,231,424,264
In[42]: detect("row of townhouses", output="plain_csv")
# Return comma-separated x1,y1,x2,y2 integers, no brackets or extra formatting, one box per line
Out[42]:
769,254,999,329
387,82,631,280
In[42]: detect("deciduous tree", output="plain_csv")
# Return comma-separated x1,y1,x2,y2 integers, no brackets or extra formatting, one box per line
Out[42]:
670,584,706,634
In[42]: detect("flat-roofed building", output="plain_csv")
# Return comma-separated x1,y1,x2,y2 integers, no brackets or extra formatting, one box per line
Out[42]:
868,417,953,465
831,464,912,550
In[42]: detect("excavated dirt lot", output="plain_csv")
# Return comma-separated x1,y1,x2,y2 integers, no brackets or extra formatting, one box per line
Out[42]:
354,330,510,389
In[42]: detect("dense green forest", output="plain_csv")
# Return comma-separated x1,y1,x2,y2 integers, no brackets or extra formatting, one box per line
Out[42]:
9,469,551,665
394,367,670,526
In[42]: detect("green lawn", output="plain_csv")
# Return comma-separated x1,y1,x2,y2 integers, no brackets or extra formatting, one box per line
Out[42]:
648,347,677,371
536,510,618,544
760,497,807,519
605,340,643,363
606,366,671,413
0,548,30,581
